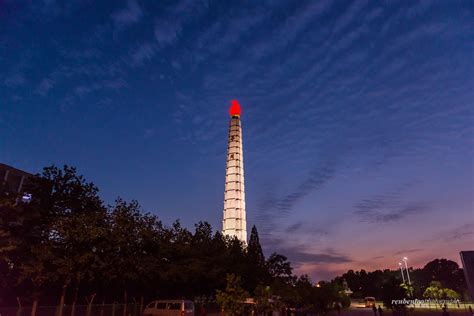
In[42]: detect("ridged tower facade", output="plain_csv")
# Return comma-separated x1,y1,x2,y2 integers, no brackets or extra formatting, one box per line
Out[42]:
222,100,247,243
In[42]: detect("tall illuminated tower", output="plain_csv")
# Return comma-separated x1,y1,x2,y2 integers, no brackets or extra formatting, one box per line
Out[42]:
222,100,247,243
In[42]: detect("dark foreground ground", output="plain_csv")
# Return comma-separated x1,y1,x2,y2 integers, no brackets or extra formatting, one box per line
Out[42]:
0,303,472,316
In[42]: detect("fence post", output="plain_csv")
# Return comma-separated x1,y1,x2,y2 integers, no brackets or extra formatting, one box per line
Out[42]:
58,285,67,316
86,293,96,316
112,302,116,316
123,291,127,316
16,297,22,316
131,298,137,316
139,297,144,315
71,288,78,316
100,300,105,316
30,298,38,316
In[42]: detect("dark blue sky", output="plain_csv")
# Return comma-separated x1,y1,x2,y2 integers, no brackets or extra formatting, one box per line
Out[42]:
1,0,473,280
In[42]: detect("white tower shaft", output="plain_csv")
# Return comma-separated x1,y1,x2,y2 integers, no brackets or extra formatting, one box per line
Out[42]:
222,115,247,242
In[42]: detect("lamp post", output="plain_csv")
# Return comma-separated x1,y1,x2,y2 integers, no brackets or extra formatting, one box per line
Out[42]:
398,262,406,283
403,257,413,299
403,257,411,285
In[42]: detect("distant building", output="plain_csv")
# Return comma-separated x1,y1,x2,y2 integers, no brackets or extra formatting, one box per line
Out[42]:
0,163,33,201
460,251,474,300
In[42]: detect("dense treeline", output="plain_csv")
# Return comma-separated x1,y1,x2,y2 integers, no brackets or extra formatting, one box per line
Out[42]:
0,165,348,313
0,166,259,304
1,165,469,314
335,258,468,301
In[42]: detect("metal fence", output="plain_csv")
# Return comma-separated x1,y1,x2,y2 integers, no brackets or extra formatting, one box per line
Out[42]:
1,304,473,316
0,303,142,316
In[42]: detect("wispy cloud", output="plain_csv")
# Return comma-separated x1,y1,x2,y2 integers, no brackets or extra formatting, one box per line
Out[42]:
285,222,304,233
73,79,127,98
154,19,183,46
263,236,351,266
26,0,84,19
287,250,351,265
441,224,474,243
111,0,143,28
129,42,157,66
285,221,330,237
331,0,368,34
248,1,332,61
153,0,209,47
36,78,55,96
252,160,338,245
353,183,428,223
59,48,102,60
275,164,337,214
143,128,156,139
4,73,26,88
394,249,422,255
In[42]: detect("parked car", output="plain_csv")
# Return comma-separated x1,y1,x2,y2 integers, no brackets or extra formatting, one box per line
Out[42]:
364,297,376,308
143,300,194,316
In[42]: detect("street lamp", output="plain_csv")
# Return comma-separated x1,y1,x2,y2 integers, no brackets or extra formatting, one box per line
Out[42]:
403,257,414,299
402,257,411,285
398,262,406,283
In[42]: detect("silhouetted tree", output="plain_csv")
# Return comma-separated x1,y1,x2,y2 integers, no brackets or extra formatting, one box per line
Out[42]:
216,274,249,316
254,284,273,314
381,275,408,310
266,253,294,283
423,281,460,300
245,226,266,292
420,259,465,293
248,226,264,265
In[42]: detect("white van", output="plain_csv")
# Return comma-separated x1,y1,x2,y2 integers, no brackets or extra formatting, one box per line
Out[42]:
143,300,194,316
364,297,376,308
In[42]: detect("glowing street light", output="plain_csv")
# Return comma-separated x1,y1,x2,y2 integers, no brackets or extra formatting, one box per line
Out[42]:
403,257,411,285
398,262,406,283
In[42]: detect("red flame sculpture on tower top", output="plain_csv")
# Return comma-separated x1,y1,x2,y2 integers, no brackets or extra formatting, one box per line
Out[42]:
229,99,241,117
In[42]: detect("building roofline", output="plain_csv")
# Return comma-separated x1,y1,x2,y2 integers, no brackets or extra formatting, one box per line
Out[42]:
0,163,34,177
